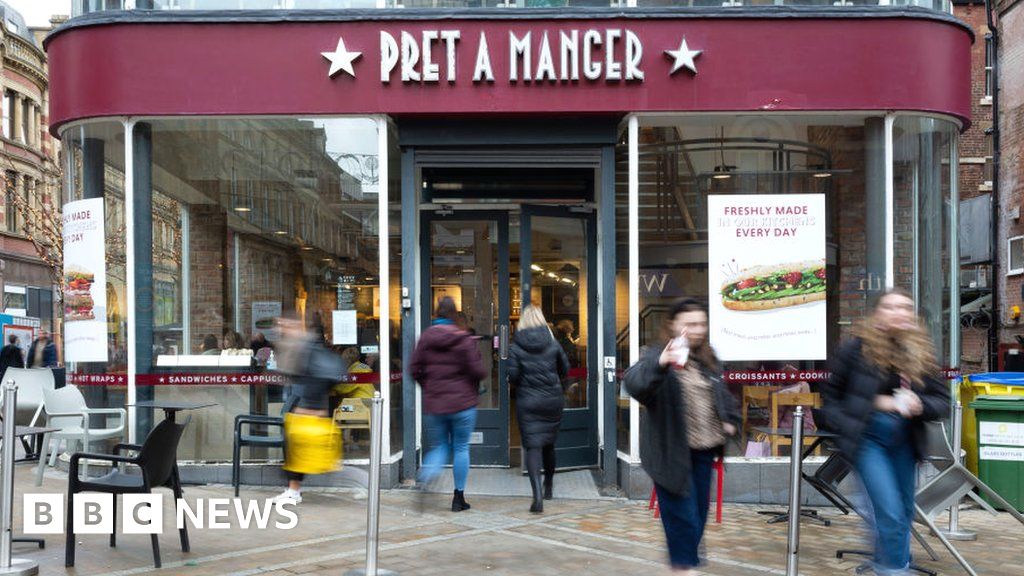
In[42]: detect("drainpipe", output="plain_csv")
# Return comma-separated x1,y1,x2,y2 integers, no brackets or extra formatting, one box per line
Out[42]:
985,0,1001,372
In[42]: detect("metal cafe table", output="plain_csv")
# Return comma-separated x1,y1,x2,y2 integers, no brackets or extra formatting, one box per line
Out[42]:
125,401,217,554
1,426,60,550
752,426,840,526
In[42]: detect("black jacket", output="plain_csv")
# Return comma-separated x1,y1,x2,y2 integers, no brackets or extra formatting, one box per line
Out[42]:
0,344,24,378
508,327,569,449
819,339,950,461
624,345,741,497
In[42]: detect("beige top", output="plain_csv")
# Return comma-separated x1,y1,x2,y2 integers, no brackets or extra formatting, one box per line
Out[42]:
675,363,726,450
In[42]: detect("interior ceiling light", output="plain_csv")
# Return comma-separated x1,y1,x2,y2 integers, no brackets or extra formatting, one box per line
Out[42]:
546,272,557,278
275,230,288,235
234,206,252,212
560,277,574,284
813,172,833,178
531,264,543,272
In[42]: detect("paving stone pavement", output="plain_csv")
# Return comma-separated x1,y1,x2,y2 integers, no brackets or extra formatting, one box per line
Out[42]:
10,467,1024,575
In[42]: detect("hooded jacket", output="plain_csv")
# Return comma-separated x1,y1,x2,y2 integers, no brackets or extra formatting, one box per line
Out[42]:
410,322,488,415
508,326,569,448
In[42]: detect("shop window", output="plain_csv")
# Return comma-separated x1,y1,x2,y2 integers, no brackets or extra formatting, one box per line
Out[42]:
1008,236,1024,276
139,116,382,461
3,285,26,316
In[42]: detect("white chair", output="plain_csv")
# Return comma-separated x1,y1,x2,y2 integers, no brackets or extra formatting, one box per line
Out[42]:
35,385,126,486
3,367,55,428
0,367,56,459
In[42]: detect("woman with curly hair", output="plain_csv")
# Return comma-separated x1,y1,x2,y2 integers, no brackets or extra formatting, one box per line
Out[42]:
821,289,950,575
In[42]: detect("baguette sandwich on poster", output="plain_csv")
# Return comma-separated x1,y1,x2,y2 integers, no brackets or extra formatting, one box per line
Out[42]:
64,268,96,321
720,260,826,311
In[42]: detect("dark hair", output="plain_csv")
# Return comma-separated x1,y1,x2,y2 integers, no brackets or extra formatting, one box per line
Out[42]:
203,334,219,351
666,297,720,371
7,335,16,345
436,296,458,321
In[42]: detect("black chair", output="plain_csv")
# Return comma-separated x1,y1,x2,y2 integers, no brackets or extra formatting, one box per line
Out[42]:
232,395,295,496
65,417,189,568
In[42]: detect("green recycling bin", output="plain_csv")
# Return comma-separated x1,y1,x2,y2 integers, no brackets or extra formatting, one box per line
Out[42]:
970,395,1024,512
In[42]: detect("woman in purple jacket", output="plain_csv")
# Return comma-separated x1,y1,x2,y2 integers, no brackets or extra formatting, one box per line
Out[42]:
410,297,488,512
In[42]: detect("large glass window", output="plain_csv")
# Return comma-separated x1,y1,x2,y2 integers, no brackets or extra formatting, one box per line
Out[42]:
893,116,958,368
620,114,883,456
133,117,382,461
62,121,128,412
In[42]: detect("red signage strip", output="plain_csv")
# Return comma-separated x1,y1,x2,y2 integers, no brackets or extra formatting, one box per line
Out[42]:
47,16,971,133
724,368,962,384
70,372,403,386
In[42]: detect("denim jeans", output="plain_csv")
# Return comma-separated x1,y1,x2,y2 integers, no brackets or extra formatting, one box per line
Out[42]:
854,412,917,575
654,448,716,569
419,407,477,491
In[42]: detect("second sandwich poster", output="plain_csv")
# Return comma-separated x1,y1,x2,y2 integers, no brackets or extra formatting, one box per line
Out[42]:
707,193,826,361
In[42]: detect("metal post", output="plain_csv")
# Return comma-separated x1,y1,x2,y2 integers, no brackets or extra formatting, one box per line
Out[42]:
343,394,397,576
786,406,804,576
942,402,976,541
0,380,38,576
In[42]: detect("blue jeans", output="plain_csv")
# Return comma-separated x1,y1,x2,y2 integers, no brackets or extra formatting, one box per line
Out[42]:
654,448,716,569
419,407,477,491
854,412,917,575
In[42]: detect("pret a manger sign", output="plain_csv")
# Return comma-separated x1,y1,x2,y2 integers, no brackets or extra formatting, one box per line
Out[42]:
321,29,702,82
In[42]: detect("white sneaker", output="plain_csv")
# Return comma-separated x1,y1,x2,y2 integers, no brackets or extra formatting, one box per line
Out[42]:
272,489,302,504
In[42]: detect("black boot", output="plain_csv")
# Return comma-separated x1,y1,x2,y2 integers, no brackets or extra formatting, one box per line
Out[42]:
451,490,471,512
543,472,554,501
529,471,544,513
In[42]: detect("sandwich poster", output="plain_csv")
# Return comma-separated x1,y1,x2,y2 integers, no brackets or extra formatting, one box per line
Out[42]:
707,194,826,361
62,198,108,362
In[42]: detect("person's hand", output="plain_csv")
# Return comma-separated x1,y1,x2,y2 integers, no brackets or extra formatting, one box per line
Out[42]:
902,390,924,417
659,332,688,368
723,423,737,436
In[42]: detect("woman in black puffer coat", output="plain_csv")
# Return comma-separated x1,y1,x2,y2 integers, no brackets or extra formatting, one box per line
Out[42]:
509,305,569,513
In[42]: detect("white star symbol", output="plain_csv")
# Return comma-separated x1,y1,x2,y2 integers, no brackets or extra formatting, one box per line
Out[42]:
665,38,703,75
322,37,362,79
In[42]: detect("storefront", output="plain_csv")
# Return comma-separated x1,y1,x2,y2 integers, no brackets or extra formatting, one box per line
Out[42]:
46,4,970,495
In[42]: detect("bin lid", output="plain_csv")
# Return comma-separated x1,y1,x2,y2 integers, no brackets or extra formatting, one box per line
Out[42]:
969,395,1024,410
965,372,1024,386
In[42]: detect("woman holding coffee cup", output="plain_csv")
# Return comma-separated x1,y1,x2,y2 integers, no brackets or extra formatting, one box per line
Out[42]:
820,289,949,575
624,298,740,574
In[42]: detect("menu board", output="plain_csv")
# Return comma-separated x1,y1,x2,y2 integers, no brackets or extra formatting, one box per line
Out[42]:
707,194,827,361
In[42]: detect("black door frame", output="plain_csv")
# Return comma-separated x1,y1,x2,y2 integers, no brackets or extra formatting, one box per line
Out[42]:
521,205,599,469
399,122,619,485
419,210,512,466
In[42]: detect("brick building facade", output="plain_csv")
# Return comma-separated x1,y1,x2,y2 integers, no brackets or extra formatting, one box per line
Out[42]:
0,3,61,338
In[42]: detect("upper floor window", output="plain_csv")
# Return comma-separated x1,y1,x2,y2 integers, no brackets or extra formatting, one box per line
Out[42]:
1,92,10,140
5,19,18,34
5,171,19,234
985,34,994,99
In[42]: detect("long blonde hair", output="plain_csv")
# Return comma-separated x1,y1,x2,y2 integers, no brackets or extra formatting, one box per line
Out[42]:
856,289,937,387
519,305,549,331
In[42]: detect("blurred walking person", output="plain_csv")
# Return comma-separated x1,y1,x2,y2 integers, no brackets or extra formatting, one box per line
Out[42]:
273,316,346,504
624,298,740,574
0,334,24,379
820,289,949,575
410,297,487,512
508,305,568,513
27,331,58,368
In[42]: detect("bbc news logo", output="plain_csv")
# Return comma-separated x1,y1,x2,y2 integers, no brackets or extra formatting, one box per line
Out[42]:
23,495,298,534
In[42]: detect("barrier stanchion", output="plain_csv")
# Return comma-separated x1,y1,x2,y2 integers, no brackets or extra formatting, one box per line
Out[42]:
344,393,397,576
786,406,804,576
0,380,38,576
941,401,977,541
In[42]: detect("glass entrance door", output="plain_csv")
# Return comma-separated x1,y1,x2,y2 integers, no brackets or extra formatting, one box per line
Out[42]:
521,206,599,468
422,212,512,466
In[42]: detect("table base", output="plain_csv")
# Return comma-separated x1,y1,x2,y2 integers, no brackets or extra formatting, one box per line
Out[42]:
0,558,39,576
758,508,831,526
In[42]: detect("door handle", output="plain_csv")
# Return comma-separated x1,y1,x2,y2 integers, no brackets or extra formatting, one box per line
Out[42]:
499,325,509,360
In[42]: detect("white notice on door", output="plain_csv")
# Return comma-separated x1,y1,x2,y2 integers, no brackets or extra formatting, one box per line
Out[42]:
979,421,1024,447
